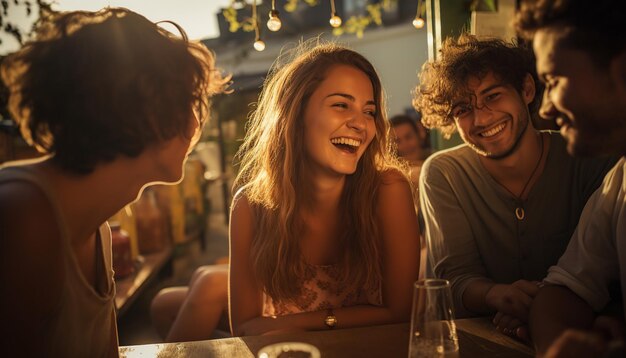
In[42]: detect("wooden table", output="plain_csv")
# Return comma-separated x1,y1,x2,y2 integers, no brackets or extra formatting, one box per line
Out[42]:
119,318,534,357
115,247,173,317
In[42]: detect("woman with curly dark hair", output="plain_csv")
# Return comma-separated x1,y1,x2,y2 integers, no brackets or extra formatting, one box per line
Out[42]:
0,7,227,357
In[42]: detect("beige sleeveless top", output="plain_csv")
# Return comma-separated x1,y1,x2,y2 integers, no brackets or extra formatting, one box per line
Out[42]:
262,263,382,316
0,164,117,357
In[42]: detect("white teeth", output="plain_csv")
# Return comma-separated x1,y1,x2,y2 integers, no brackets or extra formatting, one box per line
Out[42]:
330,137,361,147
481,123,506,137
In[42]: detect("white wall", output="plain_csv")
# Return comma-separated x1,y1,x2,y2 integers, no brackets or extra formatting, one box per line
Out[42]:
349,25,429,116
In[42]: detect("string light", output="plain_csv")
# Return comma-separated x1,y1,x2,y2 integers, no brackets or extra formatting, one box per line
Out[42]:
252,0,265,51
413,0,425,29
412,17,425,29
329,0,342,28
225,0,426,39
254,38,266,51
267,0,282,32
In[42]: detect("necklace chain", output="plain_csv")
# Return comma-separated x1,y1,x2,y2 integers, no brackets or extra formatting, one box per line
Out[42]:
498,133,545,220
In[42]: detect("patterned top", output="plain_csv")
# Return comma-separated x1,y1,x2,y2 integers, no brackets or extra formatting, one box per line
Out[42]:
262,263,383,316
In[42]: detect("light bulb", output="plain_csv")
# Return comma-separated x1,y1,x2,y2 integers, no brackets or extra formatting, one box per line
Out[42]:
412,17,425,29
267,10,282,32
329,14,342,28
254,39,266,51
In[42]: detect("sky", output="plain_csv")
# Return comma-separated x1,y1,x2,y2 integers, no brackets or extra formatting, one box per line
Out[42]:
1,0,233,55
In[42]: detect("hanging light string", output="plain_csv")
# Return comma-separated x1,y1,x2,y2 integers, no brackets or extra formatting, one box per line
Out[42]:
413,0,425,29
329,0,342,28
267,0,282,31
252,0,259,39
252,0,265,50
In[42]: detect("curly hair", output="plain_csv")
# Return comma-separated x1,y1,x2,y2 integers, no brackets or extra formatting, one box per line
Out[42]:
516,0,626,68
1,7,228,174
413,34,541,138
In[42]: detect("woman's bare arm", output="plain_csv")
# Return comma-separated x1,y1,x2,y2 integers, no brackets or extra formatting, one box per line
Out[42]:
229,171,421,336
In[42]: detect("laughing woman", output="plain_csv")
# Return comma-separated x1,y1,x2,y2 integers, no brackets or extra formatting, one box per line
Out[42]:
229,42,421,336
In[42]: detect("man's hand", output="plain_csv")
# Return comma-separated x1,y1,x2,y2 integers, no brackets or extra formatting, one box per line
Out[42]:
542,316,626,358
493,311,530,342
593,316,626,342
543,329,606,358
485,280,540,321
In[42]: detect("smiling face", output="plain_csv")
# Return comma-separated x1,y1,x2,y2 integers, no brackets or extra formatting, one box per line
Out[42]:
302,64,377,178
534,26,626,156
451,72,535,159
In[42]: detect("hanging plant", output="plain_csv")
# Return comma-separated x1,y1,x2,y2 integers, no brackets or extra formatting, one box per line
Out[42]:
284,0,319,13
222,6,256,33
332,0,396,38
469,0,497,12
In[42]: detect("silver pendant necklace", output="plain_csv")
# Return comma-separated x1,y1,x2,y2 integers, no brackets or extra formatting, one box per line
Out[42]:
498,134,545,221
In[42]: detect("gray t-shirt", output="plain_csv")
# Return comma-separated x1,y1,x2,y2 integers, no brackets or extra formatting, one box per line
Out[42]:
419,131,617,317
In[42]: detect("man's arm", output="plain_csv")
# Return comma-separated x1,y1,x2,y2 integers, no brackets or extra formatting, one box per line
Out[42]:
530,160,625,355
420,157,489,317
530,285,596,355
463,279,539,319
420,155,542,331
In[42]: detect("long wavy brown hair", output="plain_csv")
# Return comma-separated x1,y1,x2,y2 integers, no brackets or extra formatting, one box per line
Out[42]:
233,41,404,302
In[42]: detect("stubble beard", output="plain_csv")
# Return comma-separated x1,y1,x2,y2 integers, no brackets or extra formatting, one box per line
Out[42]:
468,114,530,160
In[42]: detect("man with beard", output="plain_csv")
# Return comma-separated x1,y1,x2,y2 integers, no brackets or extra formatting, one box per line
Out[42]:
516,0,626,356
413,34,616,340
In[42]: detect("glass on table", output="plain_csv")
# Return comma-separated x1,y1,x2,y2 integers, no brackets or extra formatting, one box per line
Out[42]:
408,279,459,358
257,342,321,358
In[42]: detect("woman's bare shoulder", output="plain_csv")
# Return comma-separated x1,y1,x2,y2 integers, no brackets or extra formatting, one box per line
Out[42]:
230,187,257,234
376,168,416,216
378,168,412,191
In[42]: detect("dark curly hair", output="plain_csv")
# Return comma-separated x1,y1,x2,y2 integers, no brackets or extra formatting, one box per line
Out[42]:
516,0,626,68
413,34,541,138
1,7,228,173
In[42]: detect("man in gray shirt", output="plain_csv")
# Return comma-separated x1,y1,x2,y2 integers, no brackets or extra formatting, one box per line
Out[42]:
413,34,616,340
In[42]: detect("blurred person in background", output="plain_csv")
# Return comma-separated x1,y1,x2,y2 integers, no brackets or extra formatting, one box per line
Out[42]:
390,113,431,279
390,113,431,190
